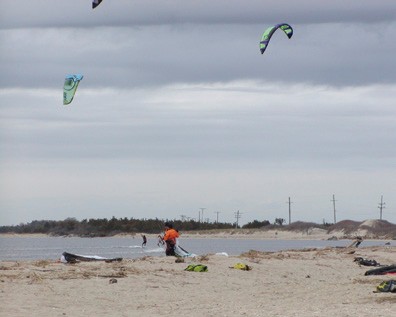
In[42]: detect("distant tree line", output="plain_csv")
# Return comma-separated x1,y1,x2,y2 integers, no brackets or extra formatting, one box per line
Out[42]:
0,217,276,237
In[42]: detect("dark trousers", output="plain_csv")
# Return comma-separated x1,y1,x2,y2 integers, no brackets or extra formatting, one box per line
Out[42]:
165,241,176,256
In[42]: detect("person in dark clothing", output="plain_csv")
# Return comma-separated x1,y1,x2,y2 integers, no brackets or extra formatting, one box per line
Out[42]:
141,234,147,247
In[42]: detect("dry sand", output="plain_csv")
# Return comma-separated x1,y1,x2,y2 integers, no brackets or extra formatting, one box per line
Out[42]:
1,246,395,317
179,228,336,240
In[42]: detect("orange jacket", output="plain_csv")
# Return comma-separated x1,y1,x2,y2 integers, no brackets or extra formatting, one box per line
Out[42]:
163,228,179,243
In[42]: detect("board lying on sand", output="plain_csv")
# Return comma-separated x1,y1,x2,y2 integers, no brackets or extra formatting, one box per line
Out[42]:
365,264,396,276
61,252,123,263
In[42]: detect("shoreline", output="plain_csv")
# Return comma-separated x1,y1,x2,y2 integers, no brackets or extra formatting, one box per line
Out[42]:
1,230,394,241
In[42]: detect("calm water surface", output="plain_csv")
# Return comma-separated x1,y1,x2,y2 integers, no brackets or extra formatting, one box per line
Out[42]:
0,236,394,261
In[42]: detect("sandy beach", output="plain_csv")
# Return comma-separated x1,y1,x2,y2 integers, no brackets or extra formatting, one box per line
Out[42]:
1,245,395,317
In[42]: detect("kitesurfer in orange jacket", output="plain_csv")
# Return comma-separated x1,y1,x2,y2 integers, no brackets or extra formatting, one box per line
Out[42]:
163,222,179,256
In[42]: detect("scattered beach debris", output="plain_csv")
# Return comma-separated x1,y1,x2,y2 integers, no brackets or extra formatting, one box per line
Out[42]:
196,255,210,262
353,257,380,267
184,264,208,272
374,280,396,293
231,263,252,271
215,252,229,257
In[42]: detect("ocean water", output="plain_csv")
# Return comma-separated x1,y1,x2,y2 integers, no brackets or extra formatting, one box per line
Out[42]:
0,236,394,261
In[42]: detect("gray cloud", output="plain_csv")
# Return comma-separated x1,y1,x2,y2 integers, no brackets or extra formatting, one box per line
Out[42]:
1,83,395,166
1,1,395,29
1,1,395,226
1,22,395,89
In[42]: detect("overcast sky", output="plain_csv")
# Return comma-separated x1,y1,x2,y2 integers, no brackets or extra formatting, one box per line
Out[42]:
1,1,395,226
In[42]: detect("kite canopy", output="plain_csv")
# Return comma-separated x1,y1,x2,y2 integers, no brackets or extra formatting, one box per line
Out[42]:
63,74,83,105
260,23,293,54
92,0,103,9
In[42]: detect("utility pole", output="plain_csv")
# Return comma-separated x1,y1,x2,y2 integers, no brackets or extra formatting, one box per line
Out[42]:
199,208,206,223
378,195,385,220
287,197,292,224
331,194,337,224
234,210,242,228
214,211,221,223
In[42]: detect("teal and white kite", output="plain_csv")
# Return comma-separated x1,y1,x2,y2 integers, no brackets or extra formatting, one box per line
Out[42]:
63,74,83,105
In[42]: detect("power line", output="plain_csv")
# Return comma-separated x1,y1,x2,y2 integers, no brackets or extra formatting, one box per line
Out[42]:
214,211,221,223
331,194,337,224
378,195,385,220
199,208,206,223
286,197,293,224
234,210,242,228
